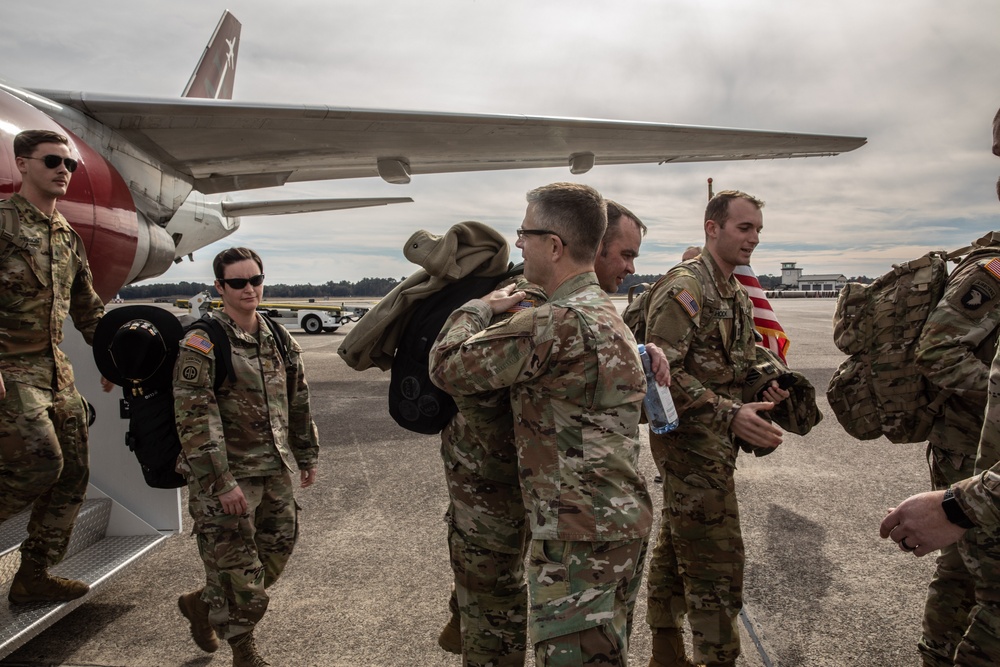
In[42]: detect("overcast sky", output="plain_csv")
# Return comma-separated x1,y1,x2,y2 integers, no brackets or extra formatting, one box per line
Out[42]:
3,0,999,285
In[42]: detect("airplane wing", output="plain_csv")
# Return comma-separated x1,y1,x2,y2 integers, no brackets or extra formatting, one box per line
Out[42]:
221,197,413,216
35,90,867,195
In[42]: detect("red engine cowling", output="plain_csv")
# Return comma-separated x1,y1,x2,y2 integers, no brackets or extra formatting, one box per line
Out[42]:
0,89,139,302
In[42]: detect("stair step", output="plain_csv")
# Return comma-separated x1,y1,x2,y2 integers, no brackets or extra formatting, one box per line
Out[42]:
0,498,112,585
0,531,168,659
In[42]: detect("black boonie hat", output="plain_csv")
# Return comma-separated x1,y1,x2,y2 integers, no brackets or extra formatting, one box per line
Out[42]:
93,305,184,392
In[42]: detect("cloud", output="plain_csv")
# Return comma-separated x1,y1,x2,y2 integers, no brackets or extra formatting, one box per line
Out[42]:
2,0,998,285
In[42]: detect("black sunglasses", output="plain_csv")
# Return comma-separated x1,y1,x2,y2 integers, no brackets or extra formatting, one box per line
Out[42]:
219,274,265,289
516,227,567,245
25,155,78,172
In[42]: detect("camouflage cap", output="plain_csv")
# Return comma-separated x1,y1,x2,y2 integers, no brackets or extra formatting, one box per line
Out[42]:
740,345,823,456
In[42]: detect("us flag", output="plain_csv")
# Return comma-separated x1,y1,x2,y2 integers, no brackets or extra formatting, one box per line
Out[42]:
734,265,790,362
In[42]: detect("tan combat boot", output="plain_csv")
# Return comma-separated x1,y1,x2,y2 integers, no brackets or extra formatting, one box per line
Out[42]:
7,557,89,605
649,628,693,667
437,599,462,654
178,589,220,653
229,632,270,667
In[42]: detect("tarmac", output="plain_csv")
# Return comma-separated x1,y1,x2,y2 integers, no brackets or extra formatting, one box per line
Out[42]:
1,298,938,667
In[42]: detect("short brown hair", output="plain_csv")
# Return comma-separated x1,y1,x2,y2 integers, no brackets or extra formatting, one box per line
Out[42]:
526,182,607,263
14,130,69,158
605,200,647,242
213,247,264,281
704,190,765,227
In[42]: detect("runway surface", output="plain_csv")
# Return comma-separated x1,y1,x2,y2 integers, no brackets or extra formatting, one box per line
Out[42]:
1,298,937,667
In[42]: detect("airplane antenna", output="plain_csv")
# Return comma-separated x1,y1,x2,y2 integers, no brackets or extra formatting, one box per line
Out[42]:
707,177,714,201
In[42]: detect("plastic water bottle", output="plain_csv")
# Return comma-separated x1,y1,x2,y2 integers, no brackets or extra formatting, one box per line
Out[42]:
638,344,679,434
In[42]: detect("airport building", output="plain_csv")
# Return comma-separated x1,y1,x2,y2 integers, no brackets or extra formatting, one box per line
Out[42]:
779,262,848,292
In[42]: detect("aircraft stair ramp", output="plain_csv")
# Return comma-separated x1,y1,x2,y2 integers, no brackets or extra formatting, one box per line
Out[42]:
0,490,169,658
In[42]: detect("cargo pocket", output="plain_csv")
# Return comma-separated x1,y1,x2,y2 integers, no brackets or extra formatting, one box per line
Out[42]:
528,540,618,644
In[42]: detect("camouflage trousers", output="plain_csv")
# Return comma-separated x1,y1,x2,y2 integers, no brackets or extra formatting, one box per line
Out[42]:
527,538,647,667
0,381,89,568
442,446,528,667
921,445,978,667
188,471,298,640
645,456,744,666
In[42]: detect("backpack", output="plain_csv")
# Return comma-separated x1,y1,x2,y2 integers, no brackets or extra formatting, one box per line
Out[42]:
115,312,291,488
621,275,666,342
825,243,991,444
389,264,524,434
0,199,27,265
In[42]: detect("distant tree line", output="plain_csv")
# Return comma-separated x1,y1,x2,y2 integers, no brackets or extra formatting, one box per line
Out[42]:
120,272,874,301
119,276,404,300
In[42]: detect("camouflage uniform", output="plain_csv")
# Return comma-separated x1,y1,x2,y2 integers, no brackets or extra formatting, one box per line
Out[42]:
0,193,103,569
431,272,653,667
643,251,757,666
174,310,319,640
913,236,1000,667
950,457,1000,667
441,279,545,667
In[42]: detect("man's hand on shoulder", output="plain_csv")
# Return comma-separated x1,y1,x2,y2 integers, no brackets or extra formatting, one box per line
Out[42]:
731,402,783,450
0,370,5,400
480,283,527,315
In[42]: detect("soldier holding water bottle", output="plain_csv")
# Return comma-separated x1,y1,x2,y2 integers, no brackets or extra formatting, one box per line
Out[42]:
641,190,789,667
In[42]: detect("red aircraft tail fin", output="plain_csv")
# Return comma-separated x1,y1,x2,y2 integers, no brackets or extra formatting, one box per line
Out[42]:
182,10,242,100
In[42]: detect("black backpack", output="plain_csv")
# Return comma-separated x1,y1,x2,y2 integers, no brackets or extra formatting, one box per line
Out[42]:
389,264,523,434
121,313,291,488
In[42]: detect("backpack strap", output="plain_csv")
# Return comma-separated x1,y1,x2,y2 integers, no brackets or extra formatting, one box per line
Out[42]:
0,200,27,265
260,313,291,366
186,316,234,391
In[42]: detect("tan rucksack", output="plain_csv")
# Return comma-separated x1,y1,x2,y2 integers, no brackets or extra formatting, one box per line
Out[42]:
826,241,993,444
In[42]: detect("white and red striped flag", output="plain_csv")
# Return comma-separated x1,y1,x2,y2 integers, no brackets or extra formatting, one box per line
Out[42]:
733,265,790,362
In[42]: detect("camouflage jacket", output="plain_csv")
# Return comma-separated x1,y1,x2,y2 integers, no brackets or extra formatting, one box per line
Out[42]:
953,464,1000,539
443,278,547,485
174,310,319,497
0,194,104,390
645,250,757,468
430,272,652,542
915,238,1000,458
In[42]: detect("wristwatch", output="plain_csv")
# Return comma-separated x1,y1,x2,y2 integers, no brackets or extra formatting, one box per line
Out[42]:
942,488,975,529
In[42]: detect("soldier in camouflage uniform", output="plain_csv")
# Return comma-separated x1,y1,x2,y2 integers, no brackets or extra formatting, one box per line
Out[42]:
643,191,788,667
913,229,1000,667
438,201,654,667
174,247,319,667
0,130,104,605
880,106,1000,667
431,183,658,667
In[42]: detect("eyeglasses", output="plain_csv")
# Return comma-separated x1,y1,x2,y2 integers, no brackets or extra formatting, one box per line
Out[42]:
219,274,265,289
24,155,78,172
516,228,567,245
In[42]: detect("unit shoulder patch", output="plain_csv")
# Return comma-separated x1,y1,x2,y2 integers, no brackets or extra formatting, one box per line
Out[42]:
949,257,1000,319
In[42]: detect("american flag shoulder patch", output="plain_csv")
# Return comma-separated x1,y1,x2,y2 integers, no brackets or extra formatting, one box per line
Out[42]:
984,257,1000,283
184,333,214,355
675,289,700,317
